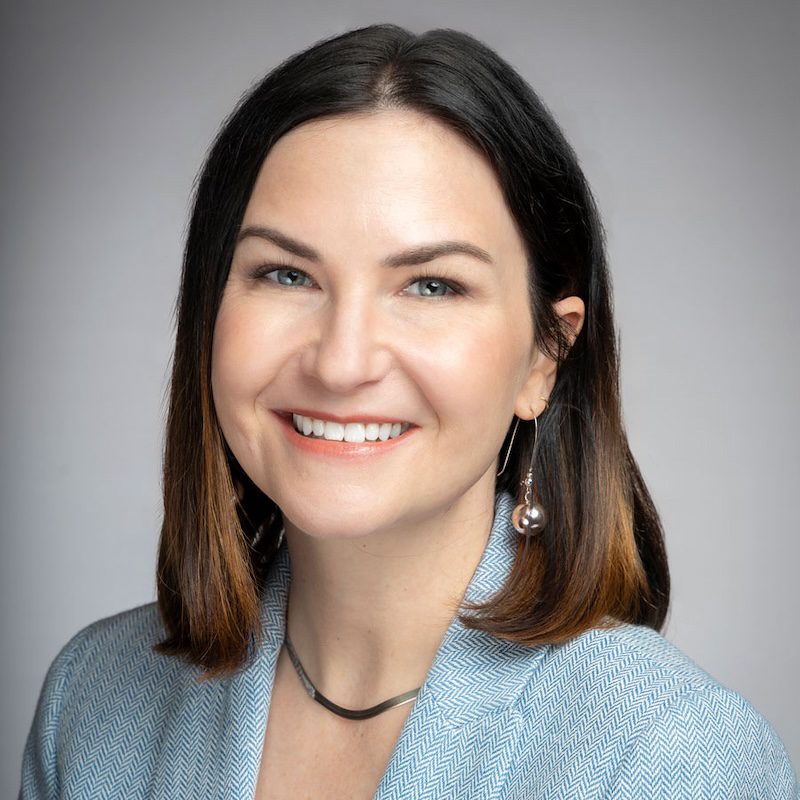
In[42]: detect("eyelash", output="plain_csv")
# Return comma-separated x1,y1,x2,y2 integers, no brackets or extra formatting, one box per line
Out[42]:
247,262,466,299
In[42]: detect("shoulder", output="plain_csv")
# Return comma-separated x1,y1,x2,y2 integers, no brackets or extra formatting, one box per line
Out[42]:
40,601,179,699
20,603,193,798
40,600,203,712
62,600,164,651
534,621,725,698
513,623,798,798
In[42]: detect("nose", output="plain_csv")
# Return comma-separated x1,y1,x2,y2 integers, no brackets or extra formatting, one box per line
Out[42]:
301,291,392,393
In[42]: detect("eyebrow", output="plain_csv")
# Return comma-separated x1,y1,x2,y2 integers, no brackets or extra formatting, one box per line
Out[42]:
236,225,494,267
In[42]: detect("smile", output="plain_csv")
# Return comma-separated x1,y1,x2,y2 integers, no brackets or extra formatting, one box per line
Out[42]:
292,413,411,442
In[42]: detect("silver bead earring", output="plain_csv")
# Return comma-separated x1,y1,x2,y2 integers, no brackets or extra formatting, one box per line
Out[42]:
511,413,548,535
497,397,549,536
511,397,550,536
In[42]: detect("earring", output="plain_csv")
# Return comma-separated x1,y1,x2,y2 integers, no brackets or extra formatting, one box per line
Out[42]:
512,398,549,536
496,416,520,478
496,396,550,479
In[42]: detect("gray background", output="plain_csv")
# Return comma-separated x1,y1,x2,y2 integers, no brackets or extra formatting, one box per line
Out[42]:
2,0,797,793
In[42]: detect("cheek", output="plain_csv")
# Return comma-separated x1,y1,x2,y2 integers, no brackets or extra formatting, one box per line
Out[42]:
408,310,528,428
210,299,281,421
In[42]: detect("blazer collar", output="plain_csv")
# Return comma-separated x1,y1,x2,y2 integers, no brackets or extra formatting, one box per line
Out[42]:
254,489,544,726
422,489,547,725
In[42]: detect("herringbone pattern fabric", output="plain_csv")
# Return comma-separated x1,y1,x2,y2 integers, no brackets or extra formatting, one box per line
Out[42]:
20,491,798,798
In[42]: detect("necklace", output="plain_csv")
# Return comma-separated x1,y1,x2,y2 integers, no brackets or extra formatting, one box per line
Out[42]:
283,632,421,720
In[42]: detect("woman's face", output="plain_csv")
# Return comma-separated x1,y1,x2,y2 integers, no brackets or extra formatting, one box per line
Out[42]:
212,109,568,540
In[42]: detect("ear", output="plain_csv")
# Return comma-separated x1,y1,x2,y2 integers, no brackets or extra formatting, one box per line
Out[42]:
514,295,585,420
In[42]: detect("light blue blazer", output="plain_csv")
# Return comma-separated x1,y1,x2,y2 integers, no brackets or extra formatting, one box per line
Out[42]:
20,491,798,798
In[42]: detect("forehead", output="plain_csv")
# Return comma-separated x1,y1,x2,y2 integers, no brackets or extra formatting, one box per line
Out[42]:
241,109,526,263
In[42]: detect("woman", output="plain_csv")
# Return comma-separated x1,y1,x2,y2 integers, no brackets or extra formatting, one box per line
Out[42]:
20,23,796,799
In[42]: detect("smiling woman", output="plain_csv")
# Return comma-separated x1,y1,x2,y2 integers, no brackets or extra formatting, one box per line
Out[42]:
210,108,582,557
19,22,797,800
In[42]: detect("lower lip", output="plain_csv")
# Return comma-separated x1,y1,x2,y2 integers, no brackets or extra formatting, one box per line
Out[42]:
273,412,418,460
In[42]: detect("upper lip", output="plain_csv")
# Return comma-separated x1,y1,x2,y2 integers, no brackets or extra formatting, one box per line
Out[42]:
276,408,415,426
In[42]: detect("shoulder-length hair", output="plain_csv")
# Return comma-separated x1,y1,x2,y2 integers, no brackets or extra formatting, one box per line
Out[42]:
154,23,670,680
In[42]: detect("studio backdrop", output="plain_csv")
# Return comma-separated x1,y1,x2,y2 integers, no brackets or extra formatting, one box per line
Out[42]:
1,1,797,795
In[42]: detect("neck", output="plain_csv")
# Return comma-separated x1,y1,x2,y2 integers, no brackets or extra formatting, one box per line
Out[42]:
282,482,497,710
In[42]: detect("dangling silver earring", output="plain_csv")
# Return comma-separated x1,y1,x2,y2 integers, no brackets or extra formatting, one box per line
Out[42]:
496,416,520,478
511,414,548,535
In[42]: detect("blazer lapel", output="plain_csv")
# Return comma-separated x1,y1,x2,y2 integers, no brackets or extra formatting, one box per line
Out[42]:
221,539,291,799
374,491,548,799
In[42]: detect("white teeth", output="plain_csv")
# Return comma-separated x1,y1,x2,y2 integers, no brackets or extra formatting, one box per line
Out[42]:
291,414,410,442
323,422,345,441
344,423,365,443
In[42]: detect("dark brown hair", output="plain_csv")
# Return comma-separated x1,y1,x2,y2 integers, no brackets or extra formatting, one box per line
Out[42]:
154,23,670,680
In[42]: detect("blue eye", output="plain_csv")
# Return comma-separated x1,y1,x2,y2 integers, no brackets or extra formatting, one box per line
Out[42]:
259,267,314,287
405,276,461,298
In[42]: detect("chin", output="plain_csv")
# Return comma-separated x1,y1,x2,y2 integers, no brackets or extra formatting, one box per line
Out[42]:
284,509,394,541
275,486,400,540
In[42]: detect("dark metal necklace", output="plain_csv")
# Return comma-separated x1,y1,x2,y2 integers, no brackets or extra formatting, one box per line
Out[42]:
283,632,421,720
